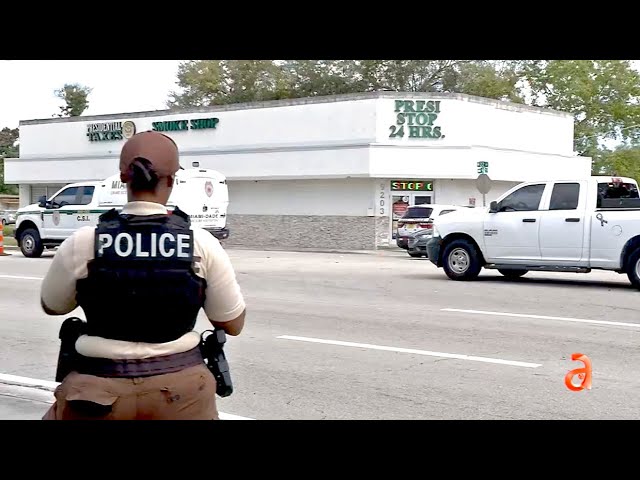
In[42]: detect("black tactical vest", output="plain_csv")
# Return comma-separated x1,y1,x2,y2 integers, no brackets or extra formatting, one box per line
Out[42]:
75,207,206,343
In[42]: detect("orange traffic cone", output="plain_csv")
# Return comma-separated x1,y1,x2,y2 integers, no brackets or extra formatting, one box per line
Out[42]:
0,227,10,256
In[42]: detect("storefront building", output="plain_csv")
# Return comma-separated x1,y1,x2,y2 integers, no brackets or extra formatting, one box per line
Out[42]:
5,91,592,250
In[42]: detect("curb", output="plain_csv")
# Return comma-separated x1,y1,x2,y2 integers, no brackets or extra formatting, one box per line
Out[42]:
222,244,404,256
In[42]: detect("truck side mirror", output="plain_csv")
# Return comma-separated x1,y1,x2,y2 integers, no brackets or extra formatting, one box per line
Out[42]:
489,201,499,213
37,195,47,207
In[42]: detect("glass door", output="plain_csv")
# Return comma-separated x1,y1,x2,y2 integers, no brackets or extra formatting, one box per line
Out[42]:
391,195,410,239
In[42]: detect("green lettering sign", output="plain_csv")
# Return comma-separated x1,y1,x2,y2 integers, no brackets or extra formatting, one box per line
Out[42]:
86,120,136,142
477,161,489,174
190,118,220,129
389,100,444,140
391,180,433,191
86,121,124,142
152,117,220,132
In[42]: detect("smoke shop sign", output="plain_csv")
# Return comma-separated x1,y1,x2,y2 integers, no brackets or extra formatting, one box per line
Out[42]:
388,100,445,140
391,180,433,191
152,117,219,132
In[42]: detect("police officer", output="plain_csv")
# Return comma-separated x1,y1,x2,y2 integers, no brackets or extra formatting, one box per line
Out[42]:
40,131,246,420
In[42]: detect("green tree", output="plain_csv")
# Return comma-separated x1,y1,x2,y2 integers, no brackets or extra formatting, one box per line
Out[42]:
167,60,291,108
370,60,461,92
442,61,524,103
354,60,523,101
282,60,360,98
0,127,19,195
167,60,524,108
518,60,640,161
594,146,640,180
55,83,92,117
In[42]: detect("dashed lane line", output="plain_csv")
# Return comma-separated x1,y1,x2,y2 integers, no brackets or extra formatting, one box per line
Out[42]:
276,335,542,368
441,308,640,329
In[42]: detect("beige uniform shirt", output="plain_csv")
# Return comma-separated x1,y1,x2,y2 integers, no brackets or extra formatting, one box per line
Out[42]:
40,201,246,359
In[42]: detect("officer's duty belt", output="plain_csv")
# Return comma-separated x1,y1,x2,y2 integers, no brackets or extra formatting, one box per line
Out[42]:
74,346,204,378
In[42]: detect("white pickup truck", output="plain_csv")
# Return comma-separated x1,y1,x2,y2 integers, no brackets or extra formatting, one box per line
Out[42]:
14,167,230,258
425,176,640,288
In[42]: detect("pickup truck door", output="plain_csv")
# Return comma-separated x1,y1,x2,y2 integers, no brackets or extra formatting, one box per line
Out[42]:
42,185,97,238
538,181,587,264
42,185,81,239
73,185,101,228
483,183,547,262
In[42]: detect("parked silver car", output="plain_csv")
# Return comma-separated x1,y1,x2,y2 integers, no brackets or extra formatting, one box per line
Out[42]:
407,228,433,258
395,204,461,249
1,210,16,226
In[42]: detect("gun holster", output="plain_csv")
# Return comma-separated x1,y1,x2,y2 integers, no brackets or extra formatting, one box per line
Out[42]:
199,328,233,397
55,317,88,383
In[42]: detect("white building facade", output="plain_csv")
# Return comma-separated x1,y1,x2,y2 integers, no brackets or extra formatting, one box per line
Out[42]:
5,92,591,250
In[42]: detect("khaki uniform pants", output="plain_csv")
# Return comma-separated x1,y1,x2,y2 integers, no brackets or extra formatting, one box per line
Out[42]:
43,364,218,420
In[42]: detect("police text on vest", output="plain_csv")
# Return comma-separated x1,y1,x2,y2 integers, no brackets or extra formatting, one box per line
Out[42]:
98,232,191,258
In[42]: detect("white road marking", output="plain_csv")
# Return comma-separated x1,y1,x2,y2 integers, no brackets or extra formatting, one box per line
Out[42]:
276,335,542,368
442,308,640,329
0,373,254,420
0,373,59,390
0,274,43,281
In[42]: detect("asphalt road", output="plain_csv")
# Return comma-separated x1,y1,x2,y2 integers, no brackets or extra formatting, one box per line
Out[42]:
0,247,639,420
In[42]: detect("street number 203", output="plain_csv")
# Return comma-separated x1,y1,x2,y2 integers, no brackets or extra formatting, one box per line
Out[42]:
379,183,386,215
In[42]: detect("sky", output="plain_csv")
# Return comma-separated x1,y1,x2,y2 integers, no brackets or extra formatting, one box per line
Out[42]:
0,60,185,128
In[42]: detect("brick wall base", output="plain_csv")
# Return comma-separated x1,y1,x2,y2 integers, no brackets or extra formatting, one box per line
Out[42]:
223,215,391,250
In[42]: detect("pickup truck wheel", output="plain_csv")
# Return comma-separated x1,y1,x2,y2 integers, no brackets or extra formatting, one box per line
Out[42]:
442,239,482,281
498,269,528,279
626,248,640,289
19,228,44,258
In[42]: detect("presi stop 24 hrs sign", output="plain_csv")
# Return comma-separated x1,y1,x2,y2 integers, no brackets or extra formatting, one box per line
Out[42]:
388,100,445,140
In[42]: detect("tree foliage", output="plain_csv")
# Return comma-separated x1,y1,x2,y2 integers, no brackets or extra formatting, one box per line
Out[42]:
55,83,92,117
593,146,640,180
519,60,640,158
0,127,19,195
167,60,523,108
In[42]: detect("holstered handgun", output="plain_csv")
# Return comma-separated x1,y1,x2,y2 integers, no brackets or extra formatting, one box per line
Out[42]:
55,317,88,382
199,328,233,397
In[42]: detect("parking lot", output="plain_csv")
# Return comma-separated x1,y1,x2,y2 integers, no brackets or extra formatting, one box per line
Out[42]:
0,246,639,420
